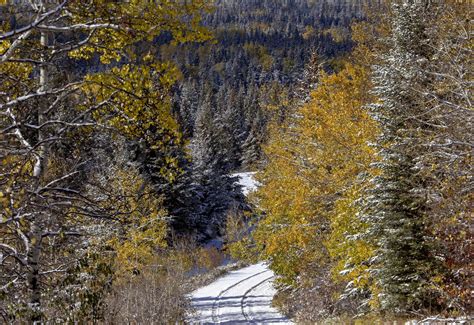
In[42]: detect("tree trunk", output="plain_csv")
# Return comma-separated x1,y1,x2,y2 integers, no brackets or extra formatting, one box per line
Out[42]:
28,26,48,323
27,223,42,323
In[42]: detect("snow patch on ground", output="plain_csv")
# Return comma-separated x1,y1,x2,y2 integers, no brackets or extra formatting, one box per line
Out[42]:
234,172,260,196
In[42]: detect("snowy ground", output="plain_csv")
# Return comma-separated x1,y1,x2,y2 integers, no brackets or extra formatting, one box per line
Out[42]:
234,172,259,196
189,263,292,324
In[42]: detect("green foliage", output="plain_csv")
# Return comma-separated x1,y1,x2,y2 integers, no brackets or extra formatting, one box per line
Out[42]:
363,1,446,313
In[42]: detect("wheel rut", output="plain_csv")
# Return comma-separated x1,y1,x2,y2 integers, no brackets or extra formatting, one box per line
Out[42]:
211,269,271,323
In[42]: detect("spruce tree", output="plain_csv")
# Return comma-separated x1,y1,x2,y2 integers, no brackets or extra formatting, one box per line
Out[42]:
364,0,441,314
241,108,266,169
174,80,199,138
191,93,246,241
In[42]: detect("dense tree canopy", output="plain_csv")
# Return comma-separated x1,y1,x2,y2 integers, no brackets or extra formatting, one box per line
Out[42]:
0,0,211,321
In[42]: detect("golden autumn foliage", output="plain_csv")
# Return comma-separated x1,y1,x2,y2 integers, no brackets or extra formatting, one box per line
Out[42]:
103,167,168,276
84,63,179,134
0,1,212,320
82,62,183,183
254,63,378,303
350,4,391,68
66,1,212,64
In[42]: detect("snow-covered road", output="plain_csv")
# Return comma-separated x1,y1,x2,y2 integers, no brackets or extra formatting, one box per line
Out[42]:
188,173,291,323
189,263,292,324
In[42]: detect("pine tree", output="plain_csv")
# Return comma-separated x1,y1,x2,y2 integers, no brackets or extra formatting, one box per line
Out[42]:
190,93,246,241
241,108,266,169
363,0,442,313
192,93,223,177
174,80,199,138
214,87,243,171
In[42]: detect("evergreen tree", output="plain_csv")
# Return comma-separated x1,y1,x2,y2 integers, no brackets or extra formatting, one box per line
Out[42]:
192,93,225,177
363,0,442,313
174,80,199,138
190,93,246,240
241,108,266,169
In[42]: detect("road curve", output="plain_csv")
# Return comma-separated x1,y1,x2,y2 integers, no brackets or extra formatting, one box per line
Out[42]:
189,263,292,324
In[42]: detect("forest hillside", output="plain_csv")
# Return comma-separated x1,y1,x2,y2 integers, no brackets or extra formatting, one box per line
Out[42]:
0,0,471,323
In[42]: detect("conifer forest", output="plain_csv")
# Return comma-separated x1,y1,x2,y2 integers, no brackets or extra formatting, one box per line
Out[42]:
0,0,472,323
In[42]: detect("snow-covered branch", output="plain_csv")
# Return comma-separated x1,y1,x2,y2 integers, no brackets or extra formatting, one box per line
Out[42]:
0,244,27,266
0,82,81,111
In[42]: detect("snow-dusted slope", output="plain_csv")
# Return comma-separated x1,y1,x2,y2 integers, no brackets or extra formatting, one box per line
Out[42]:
189,263,292,324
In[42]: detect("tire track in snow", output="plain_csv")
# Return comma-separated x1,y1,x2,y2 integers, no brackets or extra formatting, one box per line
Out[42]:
190,263,291,324
240,275,275,323
211,269,272,323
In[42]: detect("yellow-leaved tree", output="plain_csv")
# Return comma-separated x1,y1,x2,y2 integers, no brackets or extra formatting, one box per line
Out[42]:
104,167,168,276
0,0,211,321
254,63,378,319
